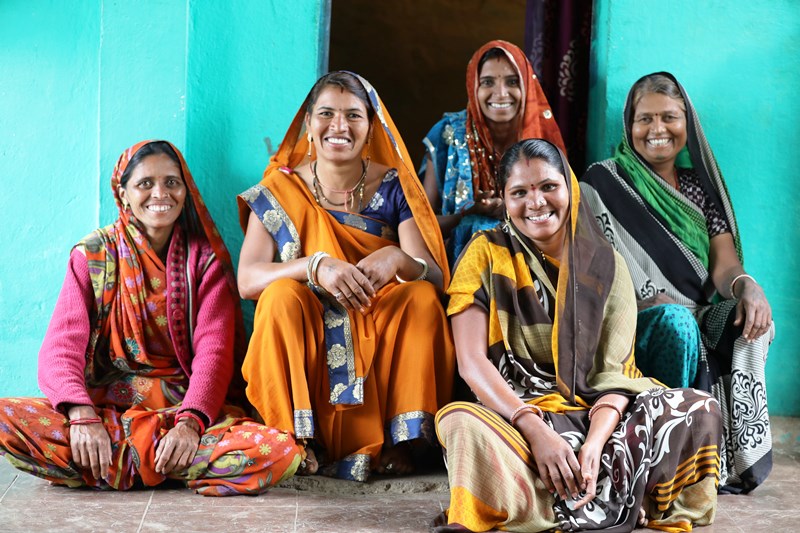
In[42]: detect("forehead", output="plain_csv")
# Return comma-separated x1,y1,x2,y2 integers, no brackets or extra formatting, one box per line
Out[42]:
505,158,565,187
130,153,181,176
634,92,684,114
312,86,367,112
479,56,517,78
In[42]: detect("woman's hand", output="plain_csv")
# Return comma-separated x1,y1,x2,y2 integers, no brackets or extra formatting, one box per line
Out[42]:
467,189,504,219
574,439,603,509
356,247,404,291
734,278,772,342
636,292,675,311
709,233,773,342
68,405,112,480
154,418,201,475
316,256,376,312
518,417,583,501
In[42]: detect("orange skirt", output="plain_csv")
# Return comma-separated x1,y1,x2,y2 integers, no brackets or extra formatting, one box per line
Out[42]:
0,397,302,496
242,278,454,481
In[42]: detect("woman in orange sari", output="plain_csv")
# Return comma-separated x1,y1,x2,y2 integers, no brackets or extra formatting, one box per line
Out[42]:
0,141,301,495
238,72,455,481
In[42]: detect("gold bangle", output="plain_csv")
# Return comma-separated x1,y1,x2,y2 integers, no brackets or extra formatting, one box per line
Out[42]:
509,403,543,427
588,401,623,421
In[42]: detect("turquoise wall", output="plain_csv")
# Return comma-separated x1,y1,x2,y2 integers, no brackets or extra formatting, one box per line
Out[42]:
588,0,800,415
3,0,797,416
0,0,325,394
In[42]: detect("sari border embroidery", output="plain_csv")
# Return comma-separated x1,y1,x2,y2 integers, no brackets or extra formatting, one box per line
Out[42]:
293,409,314,439
389,410,435,445
241,183,362,407
240,184,302,262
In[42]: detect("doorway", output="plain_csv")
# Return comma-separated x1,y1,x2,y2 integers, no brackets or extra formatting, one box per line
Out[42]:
328,0,527,168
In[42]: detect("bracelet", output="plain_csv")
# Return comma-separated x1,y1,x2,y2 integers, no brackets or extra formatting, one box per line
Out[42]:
306,253,318,285
509,403,543,427
175,411,206,435
729,273,756,299
396,257,429,283
69,417,102,426
307,252,330,288
588,402,623,422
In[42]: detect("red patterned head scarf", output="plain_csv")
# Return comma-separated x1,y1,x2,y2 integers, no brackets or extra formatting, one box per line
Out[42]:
110,140,240,299
465,40,566,194
83,141,246,401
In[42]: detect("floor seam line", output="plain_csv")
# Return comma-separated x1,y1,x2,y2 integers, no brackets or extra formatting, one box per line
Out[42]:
136,490,155,532
293,490,299,532
0,474,19,504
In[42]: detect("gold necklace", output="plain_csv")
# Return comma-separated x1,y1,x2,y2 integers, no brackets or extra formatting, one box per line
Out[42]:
312,160,368,211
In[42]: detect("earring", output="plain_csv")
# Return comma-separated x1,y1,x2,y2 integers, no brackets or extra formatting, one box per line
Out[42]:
364,133,372,167
307,133,313,159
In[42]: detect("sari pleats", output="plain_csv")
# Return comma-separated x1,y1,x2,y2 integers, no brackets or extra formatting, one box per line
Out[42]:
244,278,453,481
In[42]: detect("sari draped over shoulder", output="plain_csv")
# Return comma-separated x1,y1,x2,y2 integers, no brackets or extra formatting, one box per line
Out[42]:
580,72,772,492
0,141,301,496
238,74,455,482
435,143,721,532
421,40,566,264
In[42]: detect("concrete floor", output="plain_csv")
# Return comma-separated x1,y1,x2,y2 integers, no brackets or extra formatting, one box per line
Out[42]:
0,416,797,532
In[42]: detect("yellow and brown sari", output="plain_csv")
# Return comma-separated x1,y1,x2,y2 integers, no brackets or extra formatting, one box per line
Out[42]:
435,147,721,532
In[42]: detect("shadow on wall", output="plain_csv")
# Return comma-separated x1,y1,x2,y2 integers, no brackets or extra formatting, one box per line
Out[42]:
328,0,526,168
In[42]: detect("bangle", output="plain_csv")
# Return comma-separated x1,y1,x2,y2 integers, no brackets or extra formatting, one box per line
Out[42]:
729,273,756,299
175,411,206,435
396,257,429,283
69,417,102,426
509,403,543,427
306,252,330,288
588,402,623,422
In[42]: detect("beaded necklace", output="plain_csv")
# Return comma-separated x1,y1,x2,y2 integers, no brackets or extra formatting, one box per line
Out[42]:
312,159,368,211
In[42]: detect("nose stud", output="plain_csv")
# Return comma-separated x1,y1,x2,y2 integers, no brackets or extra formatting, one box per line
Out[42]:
537,198,546,207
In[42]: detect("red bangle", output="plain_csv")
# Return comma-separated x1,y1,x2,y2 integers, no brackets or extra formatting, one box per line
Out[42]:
588,402,624,421
69,417,102,426
175,411,206,435
509,403,543,427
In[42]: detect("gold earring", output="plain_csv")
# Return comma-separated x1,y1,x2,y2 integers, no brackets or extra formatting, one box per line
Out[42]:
307,133,313,158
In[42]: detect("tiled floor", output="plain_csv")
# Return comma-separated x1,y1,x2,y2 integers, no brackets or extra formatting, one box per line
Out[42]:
0,417,797,532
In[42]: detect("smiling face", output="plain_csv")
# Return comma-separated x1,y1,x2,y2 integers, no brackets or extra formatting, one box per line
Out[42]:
477,56,522,125
306,85,371,164
118,153,186,241
631,92,687,173
503,157,570,255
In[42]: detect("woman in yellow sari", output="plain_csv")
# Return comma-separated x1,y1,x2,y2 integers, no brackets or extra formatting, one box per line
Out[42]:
435,139,721,532
237,72,454,481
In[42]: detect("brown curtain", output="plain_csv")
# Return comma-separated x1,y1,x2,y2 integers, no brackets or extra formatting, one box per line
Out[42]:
525,0,593,172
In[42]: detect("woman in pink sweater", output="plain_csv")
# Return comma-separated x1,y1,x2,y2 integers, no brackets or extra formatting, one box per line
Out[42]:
0,140,301,495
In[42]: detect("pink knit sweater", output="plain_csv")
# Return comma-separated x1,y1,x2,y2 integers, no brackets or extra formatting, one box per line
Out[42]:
38,247,236,424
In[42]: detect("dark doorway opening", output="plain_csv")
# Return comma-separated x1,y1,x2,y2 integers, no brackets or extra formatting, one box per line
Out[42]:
328,0,527,169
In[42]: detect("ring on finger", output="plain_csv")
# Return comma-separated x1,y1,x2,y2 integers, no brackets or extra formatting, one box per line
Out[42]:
334,292,343,299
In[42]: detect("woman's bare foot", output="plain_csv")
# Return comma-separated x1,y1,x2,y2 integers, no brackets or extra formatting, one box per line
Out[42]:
376,441,415,475
297,445,318,476
638,506,648,527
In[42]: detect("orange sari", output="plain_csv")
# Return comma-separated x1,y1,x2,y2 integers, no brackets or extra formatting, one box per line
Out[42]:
238,74,455,481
